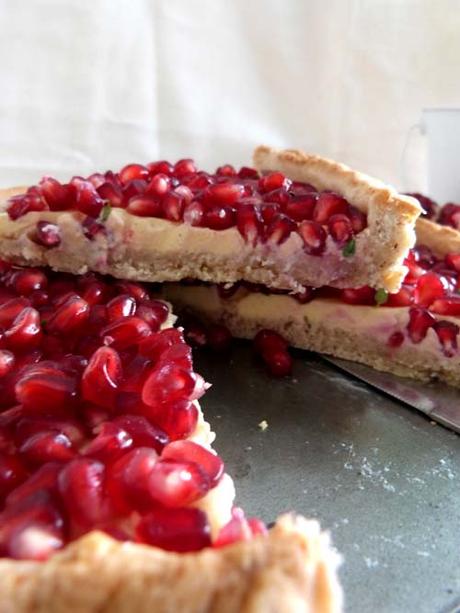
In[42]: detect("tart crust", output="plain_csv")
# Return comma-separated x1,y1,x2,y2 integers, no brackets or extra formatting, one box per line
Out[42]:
0,515,342,613
0,147,420,293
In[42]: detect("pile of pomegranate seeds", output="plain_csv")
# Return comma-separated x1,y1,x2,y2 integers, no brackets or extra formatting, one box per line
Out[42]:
408,192,460,229
0,262,264,561
6,160,367,254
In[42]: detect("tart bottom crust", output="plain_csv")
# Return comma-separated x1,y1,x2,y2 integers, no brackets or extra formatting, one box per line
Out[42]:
0,515,342,613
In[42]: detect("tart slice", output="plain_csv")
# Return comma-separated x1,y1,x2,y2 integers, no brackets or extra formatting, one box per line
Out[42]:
0,263,342,612
0,147,420,293
162,217,460,388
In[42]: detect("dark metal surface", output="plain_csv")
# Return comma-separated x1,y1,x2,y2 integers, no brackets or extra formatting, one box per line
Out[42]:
323,357,460,434
193,343,460,613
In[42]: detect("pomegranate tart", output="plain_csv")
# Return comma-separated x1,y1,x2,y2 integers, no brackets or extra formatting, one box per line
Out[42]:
162,217,460,387
0,146,420,293
0,263,342,612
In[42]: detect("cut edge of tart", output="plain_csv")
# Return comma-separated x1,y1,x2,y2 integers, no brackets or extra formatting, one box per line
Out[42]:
161,217,460,388
0,146,420,294
0,514,342,613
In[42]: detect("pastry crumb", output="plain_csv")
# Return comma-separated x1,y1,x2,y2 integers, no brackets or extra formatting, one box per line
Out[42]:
258,420,268,431
430,421,437,426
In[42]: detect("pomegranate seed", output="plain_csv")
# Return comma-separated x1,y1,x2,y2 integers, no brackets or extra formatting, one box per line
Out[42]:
263,187,289,207
386,285,414,307
15,416,85,447
254,330,288,354
31,222,61,248
126,195,162,217
101,316,151,350
445,253,460,272
119,163,149,185
348,206,367,233
112,415,168,453
341,287,375,305
284,195,317,221
173,159,197,177
81,346,122,409
8,522,63,561
147,160,173,176
207,324,232,352
142,363,201,407
289,181,317,197
144,174,170,198
6,463,60,507
138,328,185,361
0,350,14,377
162,192,185,222
184,320,208,348
236,205,263,246
387,331,405,348
148,459,210,507
19,431,75,464
83,422,133,462
183,201,205,226
205,183,244,206
46,294,90,335
162,440,224,486
82,216,106,240
265,214,296,245
5,307,42,351
262,349,292,377
407,307,436,343
313,193,349,223
0,297,31,327
214,507,252,547
204,205,236,230
7,194,48,220
136,507,211,553
216,164,236,177
15,362,78,414
11,270,47,296
106,294,137,322
115,281,149,302
122,179,148,202
430,297,460,316
413,273,448,307
248,517,268,536
141,399,198,441
58,458,108,529
259,172,291,193
238,167,259,179
141,299,169,325
328,214,353,245
438,203,460,228
298,220,327,255
96,181,124,207
259,203,279,224
106,447,158,513
71,179,104,217
39,177,74,210
433,321,459,357
0,453,28,498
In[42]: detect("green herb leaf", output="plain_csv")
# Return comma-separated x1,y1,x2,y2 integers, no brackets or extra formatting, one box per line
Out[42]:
342,238,356,257
100,203,112,222
375,288,388,306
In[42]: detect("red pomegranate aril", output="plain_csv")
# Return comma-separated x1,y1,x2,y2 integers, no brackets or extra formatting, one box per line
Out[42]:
145,300,169,326
386,285,414,307
101,316,151,350
387,331,405,348
341,286,375,305
259,203,279,224
328,214,353,245
81,346,122,410
5,307,42,351
29,289,49,307
262,349,292,377
122,179,148,203
348,206,367,233
46,294,90,335
433,321,459,357
115,281,149,302
19,431,75,464
259,172,291,193
106,447,158,513
445,253,460,272
138,328,185,361
31,222,61,248
207,324,232,352
7,521,63,561
126,194,162,217
289,181,317,197
183,201,205,226
254,329,288,354
173,159,197,178
214,507,252,547
184,320,207,348
6,462,61,508
158,344,193,371
204,205,236,230
15,416,85,448
162,440,224,486
147,160,173,176
106,294,137,322
82,216,106,240
298,220,327,255
238,166,259,180
72,180,104,218
58,458,108,529
236,205,263,246
15,364,78,414
0,453,28,498
265,214,296,245
413,273,448,307
407,307,436,343
145,173,171,198
263,187,289,207
313,192,349,223
148,459,210,507
112,415,169,453
136,507,211,553
162,192,185,222
142,363,199,407
284,195,317,221
216,164,236,177
141,399,198,441
0,298,31,327
0,350,14,377
81,281,110,306
96,181,123,207
430,297,460,316
119,163,149,185
39,177,72,210
83,422,132,462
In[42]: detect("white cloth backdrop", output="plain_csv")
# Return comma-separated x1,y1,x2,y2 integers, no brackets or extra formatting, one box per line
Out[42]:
0,0,459,192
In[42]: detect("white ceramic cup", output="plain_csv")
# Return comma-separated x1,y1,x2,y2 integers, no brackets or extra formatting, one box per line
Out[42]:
408,108,460,203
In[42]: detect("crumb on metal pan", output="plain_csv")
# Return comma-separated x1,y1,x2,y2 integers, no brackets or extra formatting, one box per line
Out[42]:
258,420,268,431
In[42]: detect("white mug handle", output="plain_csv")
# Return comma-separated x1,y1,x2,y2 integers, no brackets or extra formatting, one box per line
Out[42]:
399,121,426,193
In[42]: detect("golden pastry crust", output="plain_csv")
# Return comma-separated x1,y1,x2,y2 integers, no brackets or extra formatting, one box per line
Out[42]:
254,146,421,293
0,144,421,293
0,515,342,613
415,217,460,257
